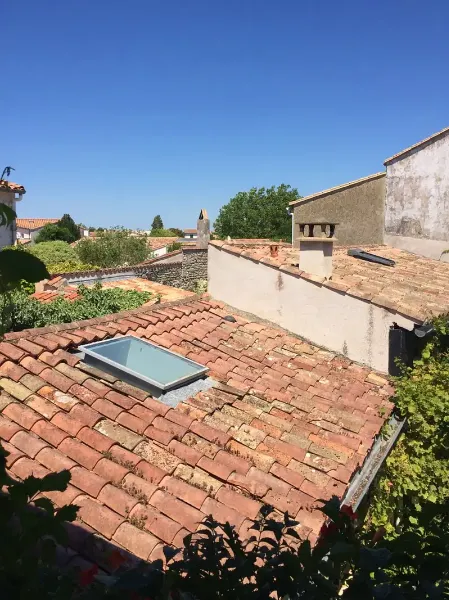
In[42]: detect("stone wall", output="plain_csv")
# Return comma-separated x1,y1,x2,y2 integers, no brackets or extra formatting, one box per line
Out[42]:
181,248,208,289
141,261,182,287
385,130,449,252
292,173,385,247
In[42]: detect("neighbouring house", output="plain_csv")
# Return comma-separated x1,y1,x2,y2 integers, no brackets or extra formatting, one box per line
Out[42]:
208,232,449,374
182,228,197,239
289,125,449,259
289,173,386,247
147,237,178,257
16,218,59,242
0,180,26,248
384,126,449,259
0,293,394,566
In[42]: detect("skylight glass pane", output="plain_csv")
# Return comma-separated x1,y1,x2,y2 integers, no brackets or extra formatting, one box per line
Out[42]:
80,336,208,392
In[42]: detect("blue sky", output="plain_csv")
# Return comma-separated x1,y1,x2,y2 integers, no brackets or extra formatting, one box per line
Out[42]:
5,0,449,229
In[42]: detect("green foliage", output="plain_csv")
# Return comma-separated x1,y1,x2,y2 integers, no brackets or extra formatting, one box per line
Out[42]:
151,215,164,230
2,283,151,332
369,317,449,535
166,241,182,252
35,223,75,243
75,228,150,268
0,445,79,598
58,214,81,241
29,240,77,265
149,228,177,238
47,261,100,275
168,227,183,237
191,279,207,295
214,184,299,241
0,444,447,600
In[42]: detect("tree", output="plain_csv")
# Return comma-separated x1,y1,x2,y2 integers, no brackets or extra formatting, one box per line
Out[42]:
151,215,164,231
149,228,177,238
58,214,81,241
34,223,74,243
214,184,300,241
75,228,149,268
169,227,184,237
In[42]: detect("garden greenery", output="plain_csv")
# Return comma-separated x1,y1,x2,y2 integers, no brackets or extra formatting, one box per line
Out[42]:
75,228,150,267
1,284,151,332
368,316,449,534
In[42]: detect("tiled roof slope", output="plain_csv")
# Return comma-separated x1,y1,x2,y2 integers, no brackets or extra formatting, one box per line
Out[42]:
147,237,178,251
0,180,26,194
17,218,59,230
210,241,449,323
0,298,393,568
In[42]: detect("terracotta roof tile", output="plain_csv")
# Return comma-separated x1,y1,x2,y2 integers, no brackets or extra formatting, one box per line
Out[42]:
1,181,26,193
210,241,449,322
16,218,58,229
0,295,394,568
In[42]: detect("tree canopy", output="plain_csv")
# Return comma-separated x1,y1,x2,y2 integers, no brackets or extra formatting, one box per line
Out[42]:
214,184,299,241
149,228,177,237
58,214,81,241
75,228,150,267
151,215,164,230
34,223,74,243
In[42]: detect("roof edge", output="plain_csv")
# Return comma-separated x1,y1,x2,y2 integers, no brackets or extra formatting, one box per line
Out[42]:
384,126,449,165
0,181,26,194
289,172,386,206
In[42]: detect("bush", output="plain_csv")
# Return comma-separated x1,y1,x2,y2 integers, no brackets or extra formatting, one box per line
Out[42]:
166,241,182,252
29,241,77,266
35,223,75,243
2,284,151,332
149,229,177,238
47,261,100,275
368,316,449,535
76,229,150,268
1,438,447,600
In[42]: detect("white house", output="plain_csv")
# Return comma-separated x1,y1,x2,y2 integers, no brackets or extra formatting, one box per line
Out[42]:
16,218,59,242
0,180,26,248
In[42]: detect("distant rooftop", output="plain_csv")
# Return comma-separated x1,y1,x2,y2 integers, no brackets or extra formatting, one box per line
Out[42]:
0,180,26,194
17,218,59,230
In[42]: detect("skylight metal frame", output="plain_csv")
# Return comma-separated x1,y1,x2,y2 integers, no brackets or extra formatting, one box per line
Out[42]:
79,336,209,392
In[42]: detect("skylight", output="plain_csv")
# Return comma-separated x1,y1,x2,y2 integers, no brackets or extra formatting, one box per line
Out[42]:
79,336,209,395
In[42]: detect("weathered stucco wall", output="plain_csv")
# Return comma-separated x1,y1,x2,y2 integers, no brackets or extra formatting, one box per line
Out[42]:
293,174,385,247
0,192,16,248
208,245,416,373
385,132,449,242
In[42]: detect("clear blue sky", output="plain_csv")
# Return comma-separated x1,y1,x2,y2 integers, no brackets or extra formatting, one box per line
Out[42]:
5,0,449,229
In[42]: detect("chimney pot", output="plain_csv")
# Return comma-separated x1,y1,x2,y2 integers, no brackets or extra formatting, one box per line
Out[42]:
297,222,337,279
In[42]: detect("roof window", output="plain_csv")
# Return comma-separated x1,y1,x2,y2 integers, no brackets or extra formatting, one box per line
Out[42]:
79,336,209,397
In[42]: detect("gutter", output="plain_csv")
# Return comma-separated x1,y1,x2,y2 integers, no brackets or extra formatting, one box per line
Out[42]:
341,414,406,510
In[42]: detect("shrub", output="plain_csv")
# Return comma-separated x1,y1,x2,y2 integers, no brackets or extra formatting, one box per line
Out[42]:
47,261,100,275
149,228,177,238
166,241,182,252
58,214,81,241
29,241,77,266
35,223,75,243
76,229,150,268
368,316,449,535
2,283,151,332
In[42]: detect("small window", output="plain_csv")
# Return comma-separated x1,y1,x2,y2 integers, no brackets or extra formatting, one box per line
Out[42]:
80,336,208,395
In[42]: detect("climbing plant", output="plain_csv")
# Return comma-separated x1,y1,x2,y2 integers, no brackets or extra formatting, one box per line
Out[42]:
368,315,449,534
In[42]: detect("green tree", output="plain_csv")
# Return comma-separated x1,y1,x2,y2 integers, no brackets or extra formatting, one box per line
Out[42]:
169,227,184,237
149,228,177,238
151,215,164,231
58,214,81,241
35,223,74,243
75,228,149,268
214,184,299,241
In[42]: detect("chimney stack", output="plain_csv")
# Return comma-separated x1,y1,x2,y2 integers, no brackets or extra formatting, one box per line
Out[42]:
197,209,210,249
298,222,337,279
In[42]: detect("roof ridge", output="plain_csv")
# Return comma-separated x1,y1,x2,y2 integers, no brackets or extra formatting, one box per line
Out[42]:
289,173,385,207
384,125,449,165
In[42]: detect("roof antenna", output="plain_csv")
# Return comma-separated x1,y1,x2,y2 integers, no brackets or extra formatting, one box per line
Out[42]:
1,166,15,181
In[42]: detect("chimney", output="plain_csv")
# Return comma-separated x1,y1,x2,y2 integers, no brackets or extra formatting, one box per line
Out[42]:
197,209,210,249
298,222,337,279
